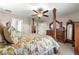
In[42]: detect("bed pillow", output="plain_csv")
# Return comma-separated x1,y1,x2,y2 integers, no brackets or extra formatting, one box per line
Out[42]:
3,27,21,44
3,28,14,44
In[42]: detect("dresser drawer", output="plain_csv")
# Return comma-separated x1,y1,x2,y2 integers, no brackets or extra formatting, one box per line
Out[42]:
47,30,65,43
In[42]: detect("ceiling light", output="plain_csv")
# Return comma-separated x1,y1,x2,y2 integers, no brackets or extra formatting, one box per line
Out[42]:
37,12,43,17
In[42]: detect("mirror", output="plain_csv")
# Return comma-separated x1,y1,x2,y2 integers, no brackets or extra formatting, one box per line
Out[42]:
49,20,62,30
66,20,74,43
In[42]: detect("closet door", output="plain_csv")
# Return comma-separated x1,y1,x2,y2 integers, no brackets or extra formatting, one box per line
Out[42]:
74,22,79,54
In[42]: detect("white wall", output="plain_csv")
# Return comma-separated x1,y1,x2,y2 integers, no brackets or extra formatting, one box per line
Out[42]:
0,12,31,35
57,11,79,27
1,11,79,35
37,22,49,35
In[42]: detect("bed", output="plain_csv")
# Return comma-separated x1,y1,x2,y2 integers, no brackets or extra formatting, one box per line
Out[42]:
0,8,60,55
0,33,59,55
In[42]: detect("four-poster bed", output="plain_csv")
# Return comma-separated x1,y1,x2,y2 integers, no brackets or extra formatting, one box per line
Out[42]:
32,18,36,33
46,8,65,43
0,8,60,55
52,8,57,40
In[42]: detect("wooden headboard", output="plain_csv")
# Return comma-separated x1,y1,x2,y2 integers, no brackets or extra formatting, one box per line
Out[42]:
0,23,6,43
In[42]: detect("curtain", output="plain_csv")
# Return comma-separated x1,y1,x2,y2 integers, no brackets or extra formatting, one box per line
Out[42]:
10,18,23,38
11,18,23,33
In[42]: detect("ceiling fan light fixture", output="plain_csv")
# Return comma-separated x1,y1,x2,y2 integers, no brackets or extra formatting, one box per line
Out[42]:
37,13,43,17
32,7,49,18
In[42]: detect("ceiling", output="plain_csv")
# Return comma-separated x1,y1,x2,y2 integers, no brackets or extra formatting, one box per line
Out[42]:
0,3,79,22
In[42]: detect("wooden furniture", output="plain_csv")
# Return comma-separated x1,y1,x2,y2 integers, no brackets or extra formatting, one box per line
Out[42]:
66,20,74,44
46,29,65,43
32,18,36,33
47,8,65,43
0,23,7,43
53,8,56,39
74,22,79,54
46,30,54,38
56,29,65,43
48,8,57,39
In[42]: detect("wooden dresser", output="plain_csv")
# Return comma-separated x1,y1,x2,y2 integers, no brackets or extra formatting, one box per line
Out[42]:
46,29,65,43
74,22,79,54
46,30,54,38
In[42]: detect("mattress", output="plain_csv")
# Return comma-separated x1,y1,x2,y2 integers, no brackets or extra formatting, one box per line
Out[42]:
0,34,60,55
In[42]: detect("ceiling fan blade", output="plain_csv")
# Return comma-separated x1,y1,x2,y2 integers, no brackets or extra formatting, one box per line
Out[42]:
43,15,49,17
43,10,48,13
33,10,38,13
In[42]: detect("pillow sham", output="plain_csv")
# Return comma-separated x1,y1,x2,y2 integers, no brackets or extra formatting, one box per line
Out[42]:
3,26,21,44
3,28,14,44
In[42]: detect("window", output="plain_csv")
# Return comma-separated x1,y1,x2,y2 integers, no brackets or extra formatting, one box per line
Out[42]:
11,18,23,32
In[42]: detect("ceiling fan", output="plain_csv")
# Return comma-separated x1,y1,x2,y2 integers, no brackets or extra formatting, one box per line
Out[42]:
32,8,49,19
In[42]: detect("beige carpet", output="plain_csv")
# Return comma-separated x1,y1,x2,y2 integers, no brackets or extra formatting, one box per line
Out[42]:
58,42,74,55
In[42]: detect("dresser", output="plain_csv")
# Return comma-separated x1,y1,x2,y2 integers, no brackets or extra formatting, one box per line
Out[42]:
74,22,79,54
46,30,54,38
46,29,65,43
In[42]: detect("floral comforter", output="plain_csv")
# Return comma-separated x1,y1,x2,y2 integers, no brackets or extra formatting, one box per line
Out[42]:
0,34,60,55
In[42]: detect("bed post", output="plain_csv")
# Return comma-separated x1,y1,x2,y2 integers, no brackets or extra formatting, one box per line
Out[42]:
53,8,56,39
32,18,36,33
